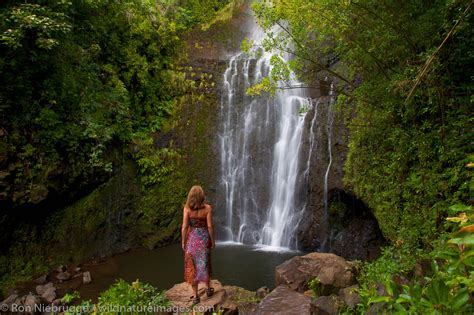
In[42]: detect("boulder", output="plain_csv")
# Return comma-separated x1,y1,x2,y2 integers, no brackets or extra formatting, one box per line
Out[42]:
36,282,55,296
338,285,360,308
314,295,343,315
14,295,26,306
83,271,92,284
24,294,41,313
1,294,19,311
57,265,67,273
275,252,356,295
165,280,226,309
253,285,316,315
41,287,57,304
56,271,71,281
1,294,18,304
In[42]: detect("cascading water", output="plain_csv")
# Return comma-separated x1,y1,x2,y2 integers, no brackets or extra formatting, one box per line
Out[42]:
321,83,335,250
217,24,313,250
303,100,320,181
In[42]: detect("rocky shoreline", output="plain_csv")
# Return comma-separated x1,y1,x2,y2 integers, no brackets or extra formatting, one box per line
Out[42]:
165,252,362,314
1,263,96,314
2,250,364,314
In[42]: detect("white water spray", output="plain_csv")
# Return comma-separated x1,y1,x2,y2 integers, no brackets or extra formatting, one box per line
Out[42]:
218,21,315,250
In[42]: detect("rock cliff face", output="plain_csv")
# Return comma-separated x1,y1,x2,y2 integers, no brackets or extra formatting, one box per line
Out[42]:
296,97,385,260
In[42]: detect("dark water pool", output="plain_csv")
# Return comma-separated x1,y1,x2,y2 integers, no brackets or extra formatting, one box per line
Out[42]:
77,242,302,301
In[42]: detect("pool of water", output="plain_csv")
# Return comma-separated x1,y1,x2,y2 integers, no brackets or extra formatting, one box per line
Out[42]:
77,242,302,300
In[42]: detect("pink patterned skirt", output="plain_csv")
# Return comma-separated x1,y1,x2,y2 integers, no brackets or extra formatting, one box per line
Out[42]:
184,218,211,285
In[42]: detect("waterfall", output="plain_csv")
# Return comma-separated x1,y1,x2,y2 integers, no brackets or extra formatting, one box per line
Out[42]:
321,84,335,251
217,24,313,250
303,100,320,181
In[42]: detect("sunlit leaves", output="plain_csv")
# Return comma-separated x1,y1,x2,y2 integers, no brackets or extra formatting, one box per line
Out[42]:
0,4,71,49
240,37,254,54
246,77,276,96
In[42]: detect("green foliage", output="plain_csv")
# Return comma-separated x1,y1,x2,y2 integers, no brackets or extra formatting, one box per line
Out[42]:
0,222,51,295
0,3,71,49
199,0,244,31
246,77,276,96
61,280,169,314
356,203,474,313
61,290,80,304
308,277,322,298
241,37,254,54
0,0,233,206
131,134,181,188
358,246,421,286
97,279,170,309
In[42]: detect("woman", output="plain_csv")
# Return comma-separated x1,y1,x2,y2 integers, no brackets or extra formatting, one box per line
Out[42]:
181,185,215,304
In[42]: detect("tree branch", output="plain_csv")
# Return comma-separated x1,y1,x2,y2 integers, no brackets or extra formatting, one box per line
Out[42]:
405,1,472,103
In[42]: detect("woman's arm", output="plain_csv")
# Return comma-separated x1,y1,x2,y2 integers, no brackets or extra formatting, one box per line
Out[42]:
206,205,215,249
181,207,189,251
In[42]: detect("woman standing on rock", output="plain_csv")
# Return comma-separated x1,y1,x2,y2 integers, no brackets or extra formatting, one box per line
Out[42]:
181,185,215,304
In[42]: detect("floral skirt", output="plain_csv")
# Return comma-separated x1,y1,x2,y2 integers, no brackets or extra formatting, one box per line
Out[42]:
184,227,211,285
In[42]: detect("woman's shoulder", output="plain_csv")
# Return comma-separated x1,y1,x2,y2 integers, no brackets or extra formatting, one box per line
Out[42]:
205,204,213,217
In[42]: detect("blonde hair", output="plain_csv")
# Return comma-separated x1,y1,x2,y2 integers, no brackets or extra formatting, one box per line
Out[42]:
186,185,206,210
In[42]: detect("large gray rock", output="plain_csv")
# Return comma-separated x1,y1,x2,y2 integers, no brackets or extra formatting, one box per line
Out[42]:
253,285,316,315
36,282,55,295
41,287,57,304
1,294,18,304
36,282,57,304
1,294,19,311
275,252,356,295
14,295,26,307
24,294,41,313
165,280,226,309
